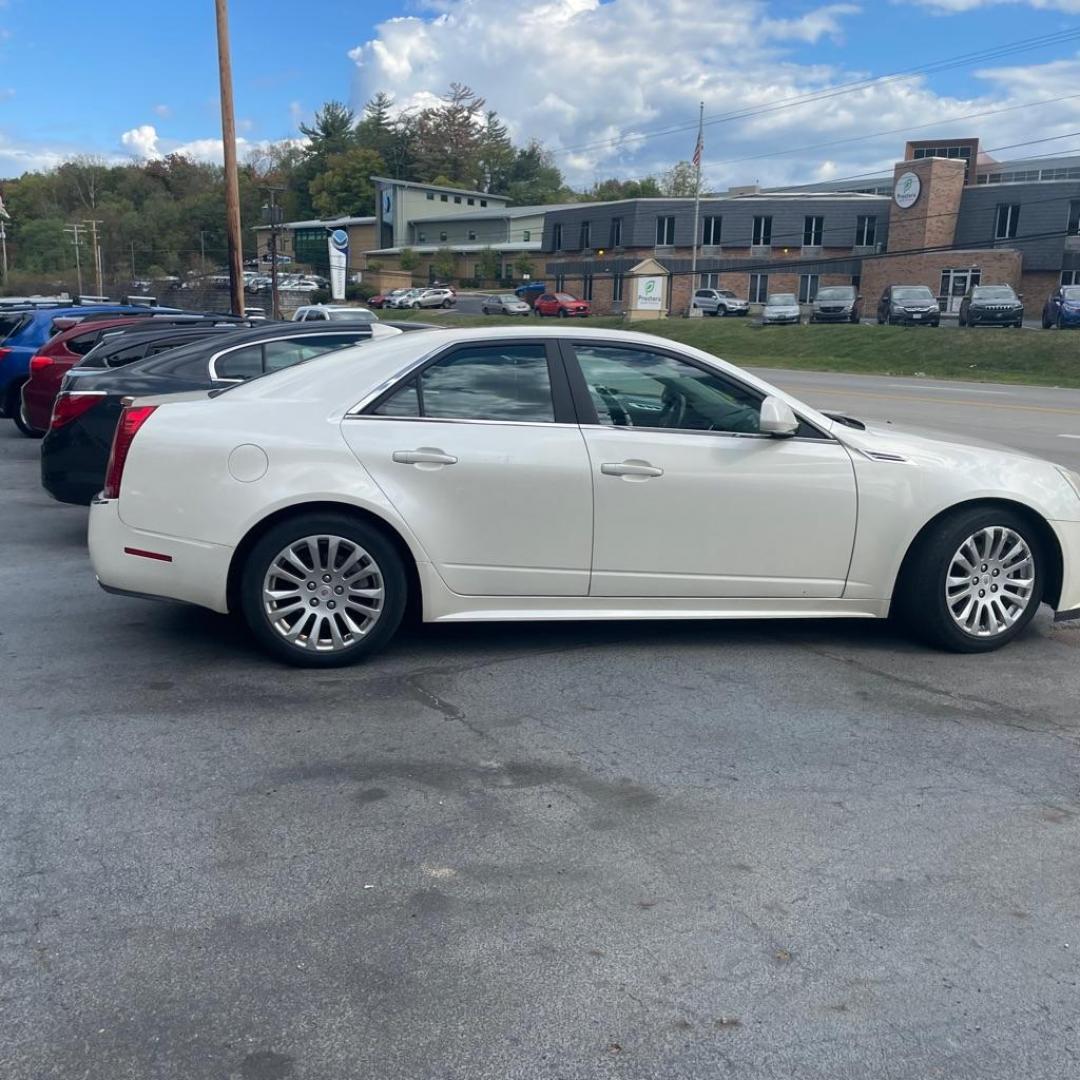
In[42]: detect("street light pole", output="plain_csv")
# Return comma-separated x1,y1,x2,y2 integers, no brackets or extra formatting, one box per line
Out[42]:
214,0,245,316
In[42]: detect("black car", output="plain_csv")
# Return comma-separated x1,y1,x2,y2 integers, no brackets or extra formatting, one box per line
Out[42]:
876,285,941,327
42,322,382,505
958,285,1024,328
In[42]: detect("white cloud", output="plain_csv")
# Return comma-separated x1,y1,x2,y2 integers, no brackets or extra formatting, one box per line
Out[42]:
910,0,1080,11
348,0,1080,189
121,123,161,159
153,103,171,119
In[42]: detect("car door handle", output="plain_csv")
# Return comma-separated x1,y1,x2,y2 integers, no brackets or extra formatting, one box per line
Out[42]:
600,460,664,478
392,449,458,466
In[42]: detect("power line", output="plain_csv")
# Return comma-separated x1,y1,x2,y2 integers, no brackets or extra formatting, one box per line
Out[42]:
551,28,1080,160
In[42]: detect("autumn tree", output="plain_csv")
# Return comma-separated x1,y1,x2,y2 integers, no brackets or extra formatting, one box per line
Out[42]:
309,147,385,217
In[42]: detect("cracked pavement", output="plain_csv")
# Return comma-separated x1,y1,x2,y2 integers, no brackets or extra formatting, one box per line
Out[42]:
2,373,1080,1079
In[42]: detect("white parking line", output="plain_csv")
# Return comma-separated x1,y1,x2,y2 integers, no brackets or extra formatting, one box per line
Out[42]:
1058,434,1080,440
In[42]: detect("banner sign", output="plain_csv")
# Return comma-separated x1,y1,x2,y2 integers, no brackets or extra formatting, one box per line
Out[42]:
636,276,664,310
328,228,349,300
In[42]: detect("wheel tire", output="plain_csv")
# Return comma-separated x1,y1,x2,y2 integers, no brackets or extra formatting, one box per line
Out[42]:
1058,314,1066,330
240,513,407,668
412,301,421,309
442,299,452,309
894,506,1044,654
1042,314,1052,329
959,314,966,327
14,393,45,439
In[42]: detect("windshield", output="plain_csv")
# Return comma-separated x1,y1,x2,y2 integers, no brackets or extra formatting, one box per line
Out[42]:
717,290,736,298
555,293,577,302
327,310,376,322
498,294,518,302
972,286,1015,300
767,294,797,306
1063,286,1080,301
893,286,935,301
816,287,854,301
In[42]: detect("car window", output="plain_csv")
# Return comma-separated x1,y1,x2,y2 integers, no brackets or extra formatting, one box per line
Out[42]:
0,313,26,341
215,343,264,380
892,287,935,301
263,334,361,372
1061,286,1080,300
69,330,105,355
816,287,854,300
372,344,554,423
573,344,762,435
327,310,375,322
106,342,151,367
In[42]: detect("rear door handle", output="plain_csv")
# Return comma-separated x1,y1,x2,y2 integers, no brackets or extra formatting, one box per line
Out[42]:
600,460,664,478
392,449,458,466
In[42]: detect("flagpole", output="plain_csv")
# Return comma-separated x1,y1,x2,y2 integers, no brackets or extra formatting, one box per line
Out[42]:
689,101,704,313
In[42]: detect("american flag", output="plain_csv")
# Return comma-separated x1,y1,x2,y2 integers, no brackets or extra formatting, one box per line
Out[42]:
692,130,703,171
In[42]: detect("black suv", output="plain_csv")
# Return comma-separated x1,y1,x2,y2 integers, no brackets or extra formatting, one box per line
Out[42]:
877,285,941,327
958,285,1023,328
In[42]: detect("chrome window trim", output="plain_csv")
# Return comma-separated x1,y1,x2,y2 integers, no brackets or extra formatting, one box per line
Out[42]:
207,331,369,381
344,415,580,430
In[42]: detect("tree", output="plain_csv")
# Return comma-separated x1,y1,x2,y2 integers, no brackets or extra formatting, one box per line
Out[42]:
412,83,488,189
398,247,419,272
512,252,535,279
586,176,662,201
505,141,571,206
475,246,500,283
660,161,697,197
309,147,385,217
431,246,457,282
299,100,357,158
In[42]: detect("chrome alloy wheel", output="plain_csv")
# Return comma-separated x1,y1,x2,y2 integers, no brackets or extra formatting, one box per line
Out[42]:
945,526,1035,638
262,534,385,652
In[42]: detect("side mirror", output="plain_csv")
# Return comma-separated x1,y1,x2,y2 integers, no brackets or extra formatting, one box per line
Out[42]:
760,395,799,438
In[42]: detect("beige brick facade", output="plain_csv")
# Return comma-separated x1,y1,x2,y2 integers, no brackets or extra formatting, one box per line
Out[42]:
859,250,1022,313
888,157,966,254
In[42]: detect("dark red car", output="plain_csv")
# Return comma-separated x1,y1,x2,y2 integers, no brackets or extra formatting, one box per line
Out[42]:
20,312,238,436
533,292,590,318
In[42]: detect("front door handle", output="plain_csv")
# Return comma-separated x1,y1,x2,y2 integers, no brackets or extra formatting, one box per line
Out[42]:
600,460,664,478
392,448,458,466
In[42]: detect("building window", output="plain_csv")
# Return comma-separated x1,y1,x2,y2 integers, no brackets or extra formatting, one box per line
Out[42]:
749,273,768,303
995,204,1020,240
798,274,820,303
699,272,720,288
752,216,772,246
656,215,675,246
803,216,823,247
454,196,462,204
702,216,722,246
851,275,861,293
522,230,531,242
580,221,591,249
613,274,624,302
552,224,562,250
582,274,593,300
439,231,448,242
1062,271,1080,286
418,232,427,243
855,216,877,247
468,198,475,206
426,192,435,201
912,144,973,183
555,273,565,292
480,200,487,207
441,194,448,202
468,230,477,241
1069,201,1080,236
610,217,623,247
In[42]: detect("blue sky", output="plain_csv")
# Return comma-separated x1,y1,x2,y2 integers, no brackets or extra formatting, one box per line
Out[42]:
2,0,1080,186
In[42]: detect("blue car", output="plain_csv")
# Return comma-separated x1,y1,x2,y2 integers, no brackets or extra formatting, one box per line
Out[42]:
0,303,179,434
1041,285,1080,329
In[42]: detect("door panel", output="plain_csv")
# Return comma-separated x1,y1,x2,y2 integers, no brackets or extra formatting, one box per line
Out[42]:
343,420,593,595
583,428,857,597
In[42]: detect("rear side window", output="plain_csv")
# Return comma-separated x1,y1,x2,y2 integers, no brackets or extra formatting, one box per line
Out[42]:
69,330,105,355
263,334,362,372
371,344,554,423
215,344,263,380
0,313,27,342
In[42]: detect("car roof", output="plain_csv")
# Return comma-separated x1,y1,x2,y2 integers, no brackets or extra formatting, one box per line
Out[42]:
87,324,240,355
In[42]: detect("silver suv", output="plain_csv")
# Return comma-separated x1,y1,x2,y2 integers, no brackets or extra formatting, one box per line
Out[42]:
691,288,750,317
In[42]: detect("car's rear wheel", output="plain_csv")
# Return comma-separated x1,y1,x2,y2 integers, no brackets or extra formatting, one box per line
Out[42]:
895,507,1043,653
442,299,452,308
15,399,45,438
241,514,407,667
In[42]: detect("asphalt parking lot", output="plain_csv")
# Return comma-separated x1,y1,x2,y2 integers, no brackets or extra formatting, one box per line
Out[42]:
3,371,1080,1080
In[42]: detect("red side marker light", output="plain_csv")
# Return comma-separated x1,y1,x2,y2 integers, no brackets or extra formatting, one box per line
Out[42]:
123,547,173,563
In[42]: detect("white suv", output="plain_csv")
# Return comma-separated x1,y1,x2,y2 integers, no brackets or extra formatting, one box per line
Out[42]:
409,287,456,310
691,288,750,317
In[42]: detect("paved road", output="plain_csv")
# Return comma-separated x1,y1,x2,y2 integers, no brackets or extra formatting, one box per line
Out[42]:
3,370,1080,1080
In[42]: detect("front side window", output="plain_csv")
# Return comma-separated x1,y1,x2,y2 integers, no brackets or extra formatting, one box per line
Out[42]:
372,344,554,423
656,216,675,245
752,216,772,246
573,345,761,435
803,216,823,247
995,204,1020,240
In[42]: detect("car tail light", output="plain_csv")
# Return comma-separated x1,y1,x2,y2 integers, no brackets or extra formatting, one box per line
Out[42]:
30,354,54,374
50,391,106,429
102,404,157,500
0,347,10,363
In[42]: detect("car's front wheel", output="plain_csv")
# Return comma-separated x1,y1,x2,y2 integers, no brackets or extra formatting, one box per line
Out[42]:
241,514,407,667
895,507,1044,653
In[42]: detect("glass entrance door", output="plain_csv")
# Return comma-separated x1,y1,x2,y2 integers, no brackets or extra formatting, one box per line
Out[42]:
940,268,981,313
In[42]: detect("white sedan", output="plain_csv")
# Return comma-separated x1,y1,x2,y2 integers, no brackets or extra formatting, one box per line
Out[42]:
88,326,1080,666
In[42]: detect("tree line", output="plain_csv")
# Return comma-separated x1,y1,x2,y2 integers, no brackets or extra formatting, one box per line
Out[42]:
0,83,695,292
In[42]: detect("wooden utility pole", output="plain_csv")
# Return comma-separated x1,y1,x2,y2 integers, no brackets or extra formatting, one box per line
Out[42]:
64,223,85,296
214,0,245,316
84,219,104,297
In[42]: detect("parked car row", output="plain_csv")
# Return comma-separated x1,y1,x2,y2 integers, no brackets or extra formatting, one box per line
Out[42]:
370,287,457,310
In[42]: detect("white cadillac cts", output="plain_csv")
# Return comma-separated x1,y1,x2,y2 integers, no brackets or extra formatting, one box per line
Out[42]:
88,326,1080,666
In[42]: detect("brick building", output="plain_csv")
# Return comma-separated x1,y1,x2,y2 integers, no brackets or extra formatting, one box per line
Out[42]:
540,138,1080,315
